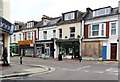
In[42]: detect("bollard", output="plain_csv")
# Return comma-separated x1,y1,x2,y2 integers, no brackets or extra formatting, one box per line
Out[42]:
20,56,22,64
79,56,82,62
32,54,34,58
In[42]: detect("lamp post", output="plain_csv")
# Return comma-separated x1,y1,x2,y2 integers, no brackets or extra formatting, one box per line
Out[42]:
79,37,82,62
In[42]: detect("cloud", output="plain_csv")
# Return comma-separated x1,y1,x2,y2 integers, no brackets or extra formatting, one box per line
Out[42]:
10,0,119,23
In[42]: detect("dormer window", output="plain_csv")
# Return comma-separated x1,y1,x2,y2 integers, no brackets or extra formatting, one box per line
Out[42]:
93,8,111,17
15,25,19,30
43,19,49,25
64,12,75,21
27,22,34,28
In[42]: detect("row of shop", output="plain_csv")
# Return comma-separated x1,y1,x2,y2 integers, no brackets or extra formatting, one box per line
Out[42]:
10,38,118,60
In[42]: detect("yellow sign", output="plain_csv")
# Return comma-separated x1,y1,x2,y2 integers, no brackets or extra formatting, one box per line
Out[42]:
18,40,34,45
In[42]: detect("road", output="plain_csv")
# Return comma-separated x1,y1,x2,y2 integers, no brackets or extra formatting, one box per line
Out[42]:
5,57,118,80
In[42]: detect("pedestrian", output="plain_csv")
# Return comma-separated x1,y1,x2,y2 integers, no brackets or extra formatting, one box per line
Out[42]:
2,47,9,66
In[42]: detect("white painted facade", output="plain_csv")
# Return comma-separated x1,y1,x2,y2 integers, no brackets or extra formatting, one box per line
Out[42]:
39,26,57,40
57,23,81,39
38,26,58,58
85,15,118,60
10,32,23,43
22,28,38,41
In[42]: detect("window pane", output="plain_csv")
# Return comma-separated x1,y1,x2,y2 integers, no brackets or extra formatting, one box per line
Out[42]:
92,25,99,30
70,27,75,38
64,12,75,20
59,29,62,38
92,24,99,36
53,30,56,38
43,31,47,39
111,23,116,35
111,29,116,35
101,24,104,36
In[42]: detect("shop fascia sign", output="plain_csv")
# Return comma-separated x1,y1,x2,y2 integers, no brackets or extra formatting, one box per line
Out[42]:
18,40,34,46
0,18,14,35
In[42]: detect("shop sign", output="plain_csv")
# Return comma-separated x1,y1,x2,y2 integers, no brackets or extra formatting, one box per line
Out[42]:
0,17,14,35
18,40,34,45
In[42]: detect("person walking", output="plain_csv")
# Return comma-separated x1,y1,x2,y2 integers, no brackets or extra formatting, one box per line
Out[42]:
2,47,9,66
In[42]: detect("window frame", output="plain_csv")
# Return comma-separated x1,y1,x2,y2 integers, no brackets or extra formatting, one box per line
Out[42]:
88,23,106,37
43,31,47,39
64,12,75,20
70,27,75,38
59,29,62,38
53,30,56,38
110,22,117,36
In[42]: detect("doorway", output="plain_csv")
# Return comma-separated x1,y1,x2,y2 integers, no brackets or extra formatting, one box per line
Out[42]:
110,43,117,60
45,48,50,58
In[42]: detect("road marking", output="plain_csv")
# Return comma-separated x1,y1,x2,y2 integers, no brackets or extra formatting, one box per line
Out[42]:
106,68,118,73
77,66,91,70
93,71,105,74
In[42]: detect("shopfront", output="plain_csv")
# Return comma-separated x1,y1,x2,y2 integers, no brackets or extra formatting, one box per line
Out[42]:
35,40,54,58
10,43,19,56
56,39,80,59
18,40,35,57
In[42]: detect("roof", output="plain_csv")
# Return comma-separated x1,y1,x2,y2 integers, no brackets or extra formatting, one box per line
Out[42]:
84,6,119,20
36,17,61,28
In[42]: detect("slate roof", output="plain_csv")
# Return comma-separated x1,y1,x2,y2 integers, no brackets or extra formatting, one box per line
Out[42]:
83,6,119,20
36,17,61,28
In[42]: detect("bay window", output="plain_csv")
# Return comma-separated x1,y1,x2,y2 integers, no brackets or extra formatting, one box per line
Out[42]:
88,23,106,37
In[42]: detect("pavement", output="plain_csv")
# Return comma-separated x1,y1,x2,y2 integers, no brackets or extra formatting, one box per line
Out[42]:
0,61,55,79
0,57,118,80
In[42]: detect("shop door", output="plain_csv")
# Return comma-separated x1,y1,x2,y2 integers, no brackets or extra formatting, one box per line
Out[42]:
45,48,50,58
110,43,117,60
102,46,107,60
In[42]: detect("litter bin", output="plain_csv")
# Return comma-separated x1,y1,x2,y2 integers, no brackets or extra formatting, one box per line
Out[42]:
79,56,82,62
58,54,62,61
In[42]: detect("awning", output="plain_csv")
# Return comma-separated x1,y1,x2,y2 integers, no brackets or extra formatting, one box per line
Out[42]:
0,17,14,35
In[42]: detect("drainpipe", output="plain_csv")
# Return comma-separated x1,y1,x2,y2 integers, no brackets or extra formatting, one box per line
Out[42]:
118,1,120,61
79,20,84,61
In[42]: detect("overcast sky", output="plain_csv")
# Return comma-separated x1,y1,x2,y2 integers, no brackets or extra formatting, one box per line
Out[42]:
10,0,120,23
